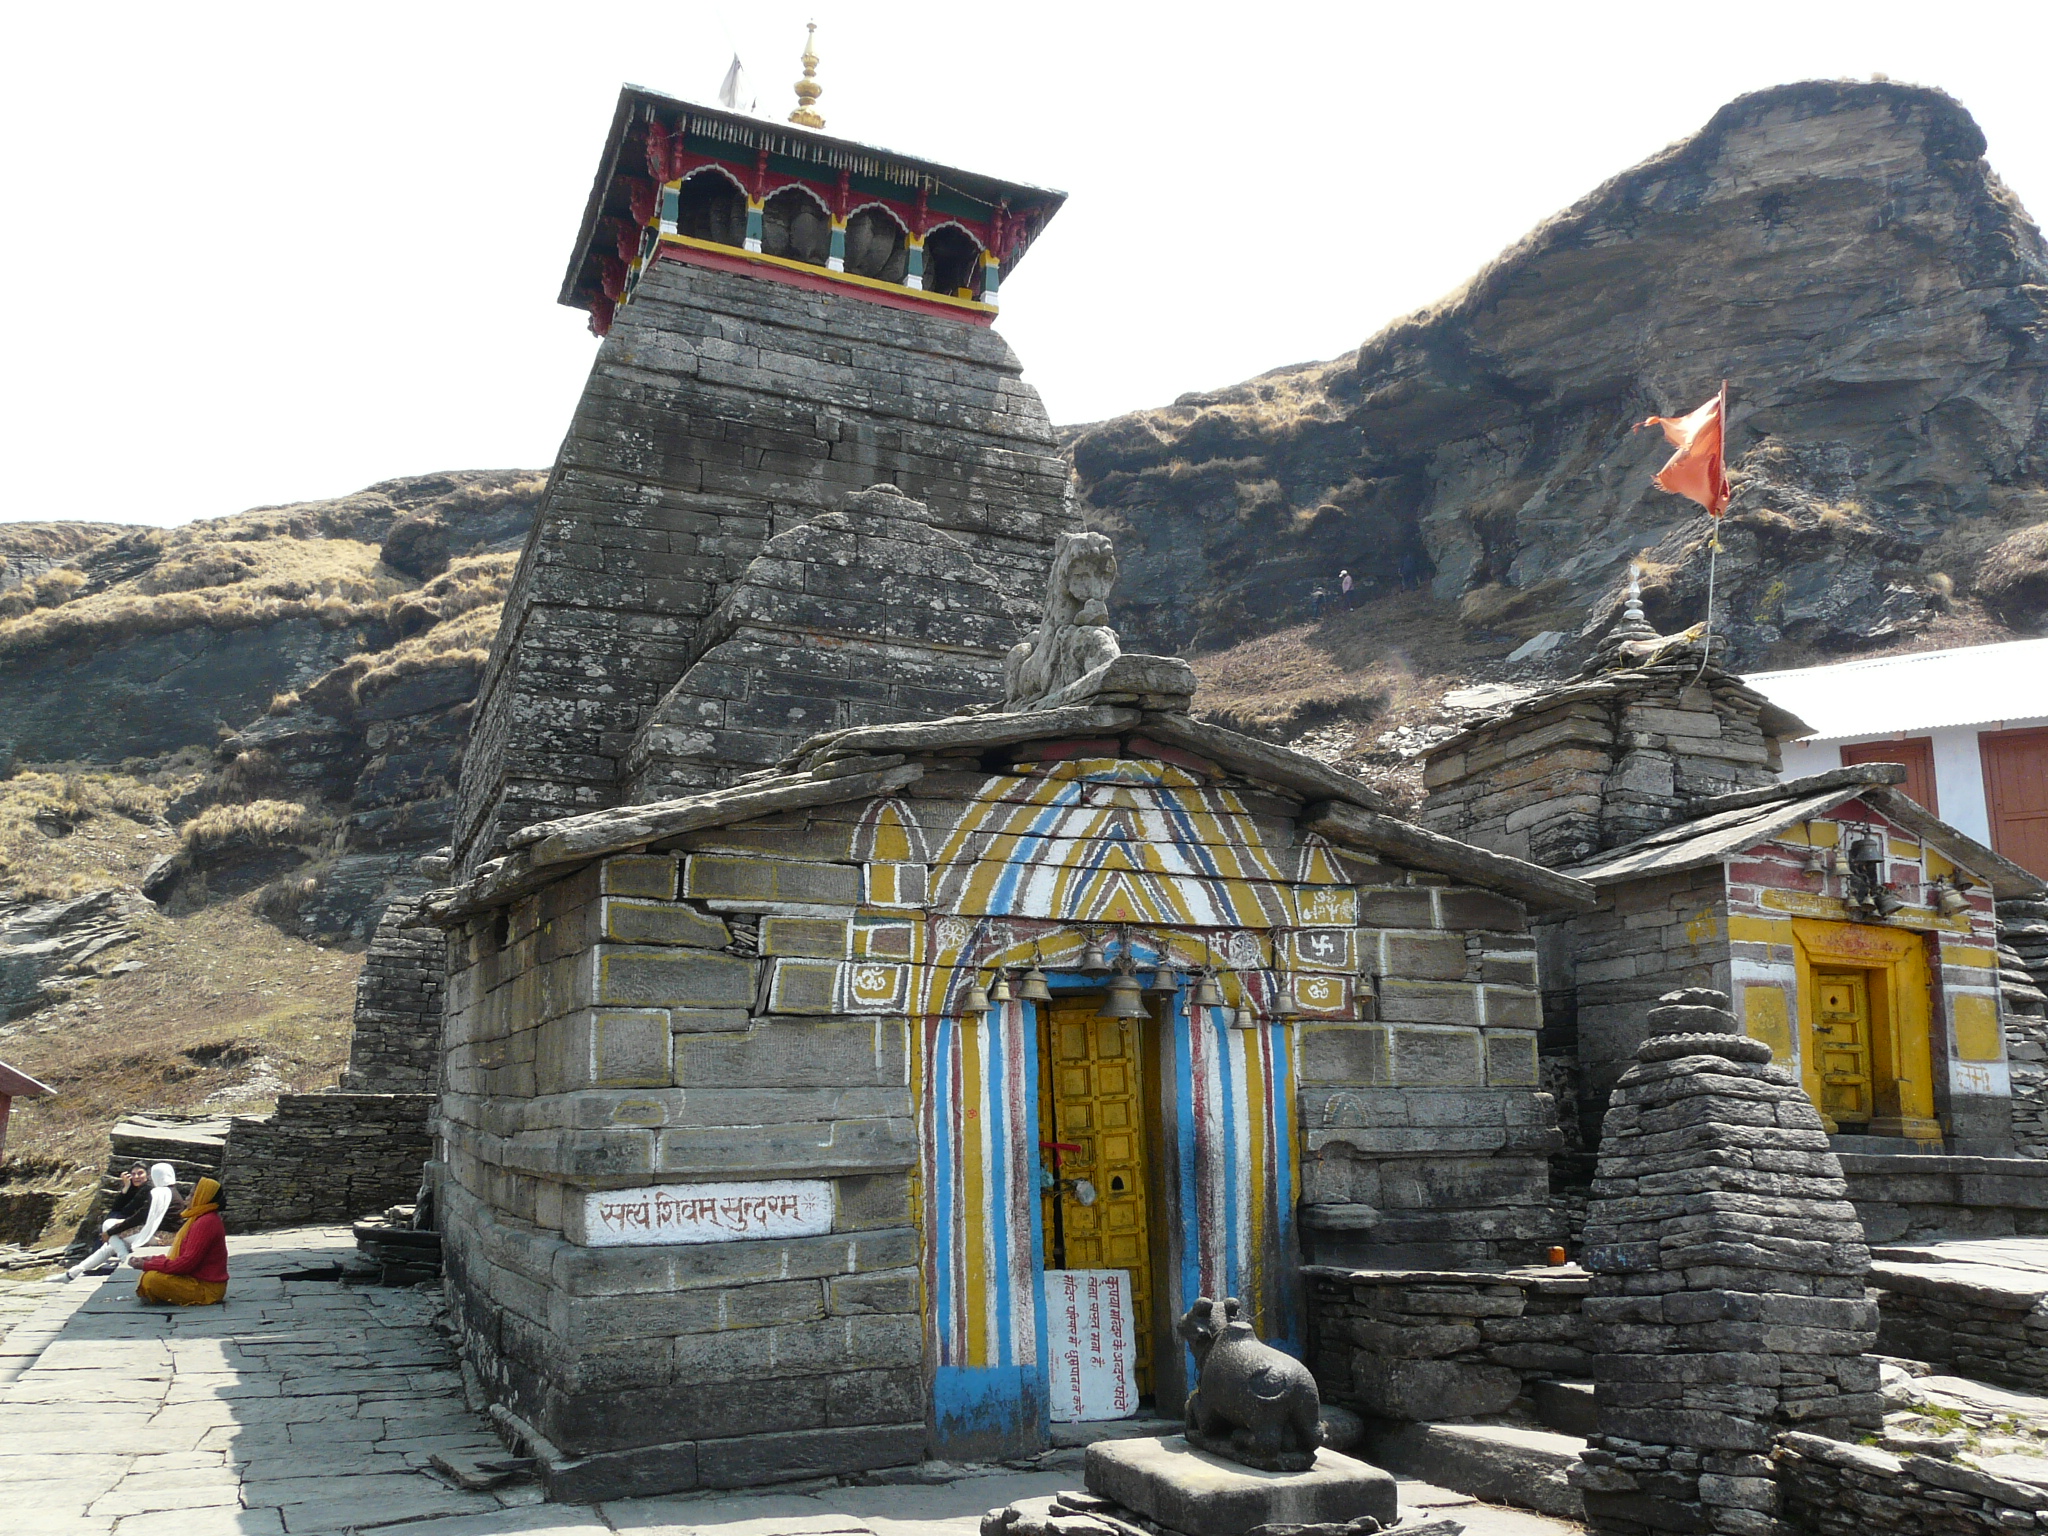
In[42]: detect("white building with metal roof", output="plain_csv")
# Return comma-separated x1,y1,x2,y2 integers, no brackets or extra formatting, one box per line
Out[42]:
1748,638,2048,878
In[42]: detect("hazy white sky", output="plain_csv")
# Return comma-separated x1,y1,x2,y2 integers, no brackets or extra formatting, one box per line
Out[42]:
3,2,2044,528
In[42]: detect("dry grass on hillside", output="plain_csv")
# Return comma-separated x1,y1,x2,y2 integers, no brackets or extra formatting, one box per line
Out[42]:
1192,589,1509,737
0,766,358,1239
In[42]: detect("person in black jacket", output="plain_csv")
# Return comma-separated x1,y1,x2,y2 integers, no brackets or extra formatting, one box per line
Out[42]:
64,1163,174,1280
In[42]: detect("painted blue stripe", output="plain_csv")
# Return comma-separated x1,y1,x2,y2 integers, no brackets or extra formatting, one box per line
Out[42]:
1173,995,1202,1324
986,784,1081,913
933,1021,955,1365
1215,1009,1240,1304
987,1013,1014,1369
1024,1000,1048,1382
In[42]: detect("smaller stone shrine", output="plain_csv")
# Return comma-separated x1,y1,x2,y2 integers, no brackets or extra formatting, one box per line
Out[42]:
1570,987,1879,1536
1421,578,2047,1179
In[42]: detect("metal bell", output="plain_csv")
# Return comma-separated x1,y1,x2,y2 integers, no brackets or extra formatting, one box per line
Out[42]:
1226,1004,1259,1030
1936,882,1970,916
1873,887,1905,917
1192,970,1224,1008
989,970,1014,1003
1145,962,1180,995
1080,933,1109,972
1849,834,1886,867
961,978,991,1015
1019,965,1053,1002
1098,964,1149,1020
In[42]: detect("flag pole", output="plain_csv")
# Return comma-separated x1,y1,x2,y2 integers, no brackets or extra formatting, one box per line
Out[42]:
1692,379,1729,687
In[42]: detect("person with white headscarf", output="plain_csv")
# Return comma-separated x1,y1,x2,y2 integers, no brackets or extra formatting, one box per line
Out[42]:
64,1162,177,1281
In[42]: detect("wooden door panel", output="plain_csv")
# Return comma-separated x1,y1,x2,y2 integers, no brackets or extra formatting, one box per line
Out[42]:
1983,727,2048,879
1841,737,1939,815
1042,1002,1153,1392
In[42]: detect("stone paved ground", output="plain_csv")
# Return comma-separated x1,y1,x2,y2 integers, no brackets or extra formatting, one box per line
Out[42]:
0,1229,1580,1536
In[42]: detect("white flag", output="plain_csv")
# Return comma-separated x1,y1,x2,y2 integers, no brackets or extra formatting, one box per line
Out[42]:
717,54,755,114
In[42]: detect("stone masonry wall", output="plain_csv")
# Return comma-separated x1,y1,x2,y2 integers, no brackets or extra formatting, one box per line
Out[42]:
1420,667,1782,870
1868,1257,2048,1394
1292,883,1565,1269
342,895,445,1093
1536,864,1731,1149
2001,897,2048,1157
1776,1431,2048,1536
221,1093,435,1229
1572,988,1879,1536
455,259,1075,876
436,849,925,1501
1305,1266,1590,1421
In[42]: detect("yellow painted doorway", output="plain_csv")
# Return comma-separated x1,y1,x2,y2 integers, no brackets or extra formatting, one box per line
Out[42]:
1040,999,1154,1394
1792,919,1940,1142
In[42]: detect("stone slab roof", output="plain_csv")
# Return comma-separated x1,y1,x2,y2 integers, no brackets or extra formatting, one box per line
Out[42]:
1423,660,1813,763
426,699,1597,923
1563,763,2047,900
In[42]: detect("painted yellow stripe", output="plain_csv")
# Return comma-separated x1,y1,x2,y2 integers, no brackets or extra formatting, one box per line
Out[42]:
1944,944,1998,970
959,1020,989,1368
1728,914,1797,943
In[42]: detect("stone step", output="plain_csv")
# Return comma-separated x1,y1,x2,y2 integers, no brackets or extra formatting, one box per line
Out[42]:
1049,1415,1182,1448
1530,1378,1596,1437
1357,1422,1586,1520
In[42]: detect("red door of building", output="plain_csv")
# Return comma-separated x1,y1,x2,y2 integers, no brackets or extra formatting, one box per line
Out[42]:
1982,727,2048,879
1841,737,1939,815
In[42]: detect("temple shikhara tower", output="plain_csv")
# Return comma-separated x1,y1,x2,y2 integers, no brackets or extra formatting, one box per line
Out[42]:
454,59,1074,878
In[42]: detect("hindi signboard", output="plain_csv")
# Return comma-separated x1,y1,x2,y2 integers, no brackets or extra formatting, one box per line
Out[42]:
572,1180,833,1247
1044,1268,1137,1422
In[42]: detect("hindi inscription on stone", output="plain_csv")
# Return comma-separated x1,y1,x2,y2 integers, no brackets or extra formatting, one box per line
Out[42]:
571,1179,834,1247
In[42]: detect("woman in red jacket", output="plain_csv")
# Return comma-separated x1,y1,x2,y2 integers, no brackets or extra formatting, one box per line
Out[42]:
129,1177,229,1306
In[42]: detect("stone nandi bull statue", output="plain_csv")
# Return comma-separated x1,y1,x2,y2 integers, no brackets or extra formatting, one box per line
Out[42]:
1177,1296,1323,1472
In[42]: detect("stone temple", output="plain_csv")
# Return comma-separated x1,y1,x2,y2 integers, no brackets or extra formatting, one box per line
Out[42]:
389,59,2048,1536
418,76,1609,1499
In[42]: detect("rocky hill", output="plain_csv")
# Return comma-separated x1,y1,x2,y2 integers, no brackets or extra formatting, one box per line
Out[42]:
0,470,545,952
1072,80,2048,673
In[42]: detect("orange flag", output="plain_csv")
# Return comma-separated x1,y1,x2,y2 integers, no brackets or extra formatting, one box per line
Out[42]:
1638,383,1730,516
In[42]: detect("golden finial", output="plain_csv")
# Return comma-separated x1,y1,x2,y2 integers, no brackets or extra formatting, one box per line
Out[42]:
789,22,825,129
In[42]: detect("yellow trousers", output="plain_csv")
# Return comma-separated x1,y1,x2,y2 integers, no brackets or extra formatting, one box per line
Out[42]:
136,1271,227,1306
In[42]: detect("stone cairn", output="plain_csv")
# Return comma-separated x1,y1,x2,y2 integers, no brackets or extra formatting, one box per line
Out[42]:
1571,988,1881,1536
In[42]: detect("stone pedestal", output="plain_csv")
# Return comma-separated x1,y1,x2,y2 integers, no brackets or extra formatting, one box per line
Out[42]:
1085,1436,1397,1536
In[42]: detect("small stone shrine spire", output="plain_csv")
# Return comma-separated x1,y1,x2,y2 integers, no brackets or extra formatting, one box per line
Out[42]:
789,22,825,128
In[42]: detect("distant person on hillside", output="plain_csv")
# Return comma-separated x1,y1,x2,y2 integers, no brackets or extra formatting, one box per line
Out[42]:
1338,568,1355,609
64,1162,176,1281
1310,584,1327,618
1399,551,1427,591
130,1177,229,1306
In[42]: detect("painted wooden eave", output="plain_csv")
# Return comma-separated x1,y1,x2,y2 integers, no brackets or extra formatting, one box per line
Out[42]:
0,1060,55,1098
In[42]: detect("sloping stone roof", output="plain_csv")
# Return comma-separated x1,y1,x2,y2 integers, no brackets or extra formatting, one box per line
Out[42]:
1564,764,2047,899
427,698,1597,923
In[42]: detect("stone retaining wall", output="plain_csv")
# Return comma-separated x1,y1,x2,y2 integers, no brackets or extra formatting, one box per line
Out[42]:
1844,1154,2048,1243
221,1092,434,1229
1869,1259,2048,1395
1775,1430,2048,1536
1304,1265,1590,1420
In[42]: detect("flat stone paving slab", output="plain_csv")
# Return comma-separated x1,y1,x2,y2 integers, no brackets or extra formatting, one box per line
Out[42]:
0,1227,1585,1536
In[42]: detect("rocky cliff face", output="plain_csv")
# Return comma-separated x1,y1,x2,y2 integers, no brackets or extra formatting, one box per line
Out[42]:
1073,81,2048,665
0,471,543,942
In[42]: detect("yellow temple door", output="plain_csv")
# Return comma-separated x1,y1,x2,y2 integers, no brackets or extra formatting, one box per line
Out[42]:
1040,999,1154,1394
1812,969,1875,1131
